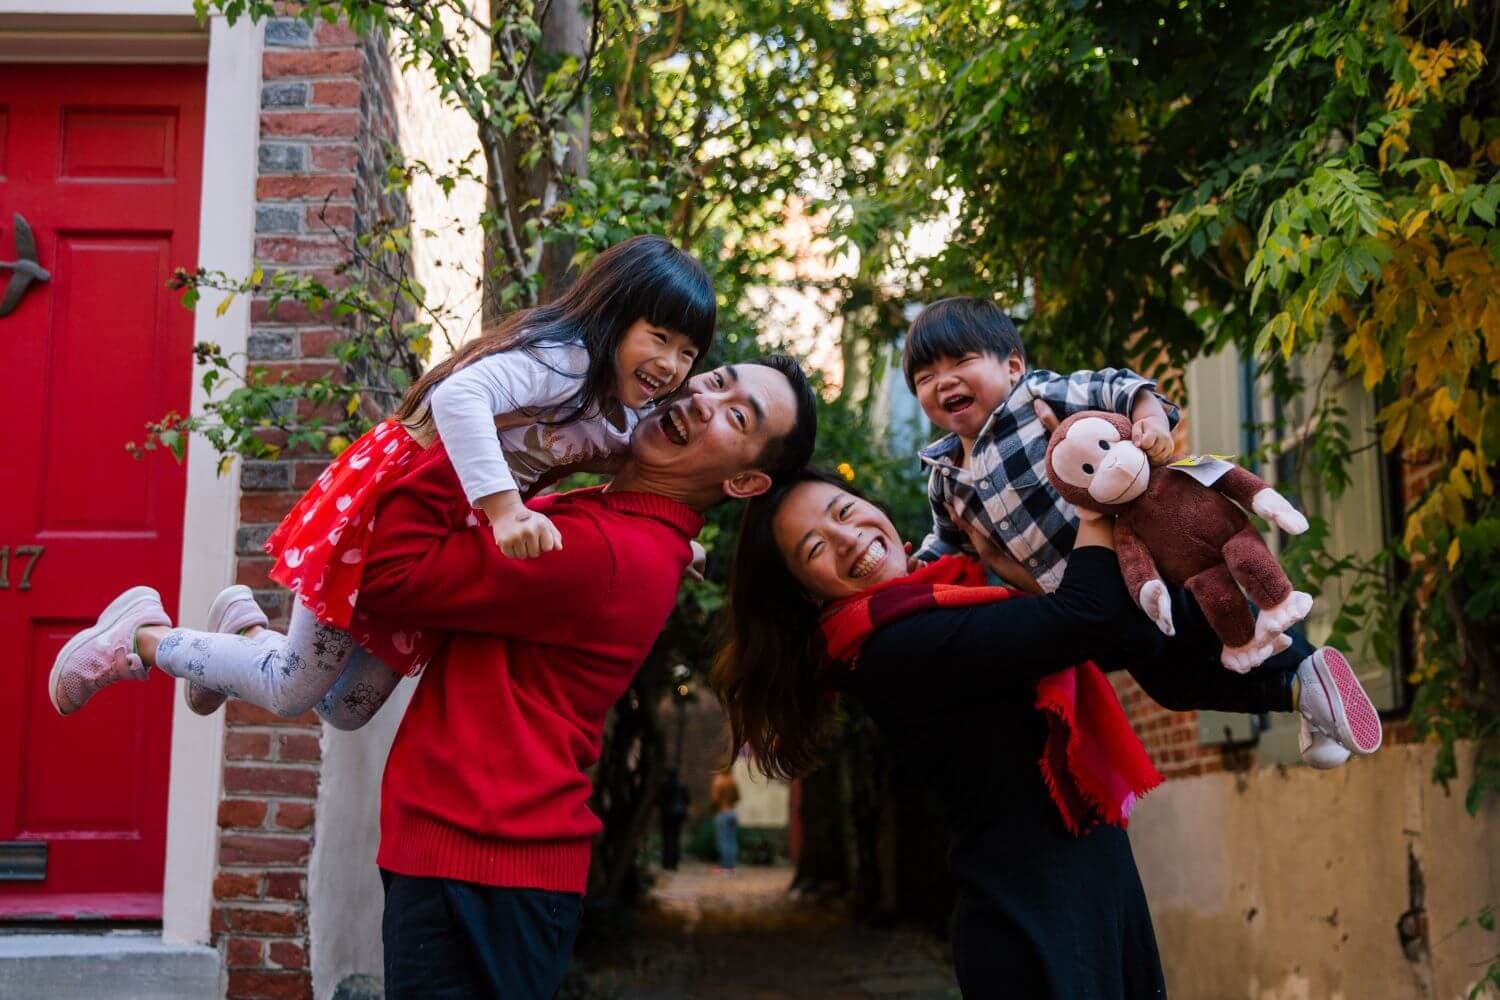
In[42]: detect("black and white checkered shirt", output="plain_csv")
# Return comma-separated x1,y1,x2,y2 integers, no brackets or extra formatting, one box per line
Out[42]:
914,367,1180,591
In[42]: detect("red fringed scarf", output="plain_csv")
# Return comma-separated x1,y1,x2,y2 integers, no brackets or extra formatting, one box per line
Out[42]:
820,555,1162,835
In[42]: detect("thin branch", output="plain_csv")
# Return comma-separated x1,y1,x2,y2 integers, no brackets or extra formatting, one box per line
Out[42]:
483,135,538,293
557,0,603,119
490,3,543,118
642,2,685,67
518,0,554,85
617,25,642,130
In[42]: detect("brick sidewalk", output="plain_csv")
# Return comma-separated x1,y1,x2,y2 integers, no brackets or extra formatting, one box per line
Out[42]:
565,863,959,999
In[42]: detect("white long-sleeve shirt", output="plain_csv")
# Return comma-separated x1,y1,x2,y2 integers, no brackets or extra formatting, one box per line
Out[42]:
428,341,637,505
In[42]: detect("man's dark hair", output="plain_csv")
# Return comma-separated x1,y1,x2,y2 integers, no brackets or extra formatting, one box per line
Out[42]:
744,354,817,485
901,297,1025,391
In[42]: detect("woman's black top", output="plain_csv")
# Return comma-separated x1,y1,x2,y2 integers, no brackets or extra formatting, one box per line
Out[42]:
846,547,1169,999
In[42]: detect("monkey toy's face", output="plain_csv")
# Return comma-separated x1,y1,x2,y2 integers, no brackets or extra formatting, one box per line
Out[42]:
1047,414,1151,511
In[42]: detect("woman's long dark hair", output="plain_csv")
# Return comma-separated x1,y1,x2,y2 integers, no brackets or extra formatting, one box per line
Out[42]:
712,467,881,781
394,235,716,425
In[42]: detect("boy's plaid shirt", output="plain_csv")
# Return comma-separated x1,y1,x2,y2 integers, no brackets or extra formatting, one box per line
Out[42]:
914,367,1180,592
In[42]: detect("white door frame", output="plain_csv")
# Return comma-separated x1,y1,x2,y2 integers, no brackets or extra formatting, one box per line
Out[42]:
0,1,263,945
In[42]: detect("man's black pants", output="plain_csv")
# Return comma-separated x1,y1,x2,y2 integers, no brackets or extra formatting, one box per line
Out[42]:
382,870,582,999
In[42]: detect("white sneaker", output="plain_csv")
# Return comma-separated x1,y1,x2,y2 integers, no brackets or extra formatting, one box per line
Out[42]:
50,586,171,716
1297,647,1383,756
184,585,270,716
1298,716,1353,769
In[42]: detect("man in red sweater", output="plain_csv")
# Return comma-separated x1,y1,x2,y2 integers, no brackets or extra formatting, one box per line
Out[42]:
356,354,817,998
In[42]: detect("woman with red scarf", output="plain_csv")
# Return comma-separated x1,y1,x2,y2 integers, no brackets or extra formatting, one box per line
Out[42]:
712,468,1363,998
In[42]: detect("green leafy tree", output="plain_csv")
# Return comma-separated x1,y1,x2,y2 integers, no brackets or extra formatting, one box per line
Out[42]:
839,0,1499,809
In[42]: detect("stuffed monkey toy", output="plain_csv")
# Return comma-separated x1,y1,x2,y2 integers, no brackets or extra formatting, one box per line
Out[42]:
1044,411,1313,672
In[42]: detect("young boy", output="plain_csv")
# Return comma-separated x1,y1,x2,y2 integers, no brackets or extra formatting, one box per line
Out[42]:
903,296,1382,768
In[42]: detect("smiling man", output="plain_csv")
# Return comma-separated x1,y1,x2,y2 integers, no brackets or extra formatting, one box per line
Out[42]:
354,354,816,999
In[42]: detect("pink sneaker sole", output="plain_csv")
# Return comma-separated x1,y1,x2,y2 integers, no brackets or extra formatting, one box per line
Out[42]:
1312,648,1383,755
49,586,163,716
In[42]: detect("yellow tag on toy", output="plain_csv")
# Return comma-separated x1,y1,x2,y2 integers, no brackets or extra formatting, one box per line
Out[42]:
1168,453,1236,468
1166,454,1235,487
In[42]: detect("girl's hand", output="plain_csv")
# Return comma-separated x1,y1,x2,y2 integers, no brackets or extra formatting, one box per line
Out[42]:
948,502,1044,595
684,540,707,582
492,506,564,559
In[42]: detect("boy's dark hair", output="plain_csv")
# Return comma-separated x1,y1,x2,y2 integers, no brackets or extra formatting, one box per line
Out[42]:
743,354,818,485
901,297,1025,391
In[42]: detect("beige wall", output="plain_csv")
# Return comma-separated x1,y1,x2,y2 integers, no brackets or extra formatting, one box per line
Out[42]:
1131,742,1498,999
729,755,791,829
307,681,414,999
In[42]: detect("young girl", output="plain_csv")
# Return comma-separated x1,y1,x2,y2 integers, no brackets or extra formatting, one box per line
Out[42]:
50,235,716,729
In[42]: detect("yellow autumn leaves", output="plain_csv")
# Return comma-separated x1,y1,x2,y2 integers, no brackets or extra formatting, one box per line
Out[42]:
1264,12,1498,582
1379,36,1485,168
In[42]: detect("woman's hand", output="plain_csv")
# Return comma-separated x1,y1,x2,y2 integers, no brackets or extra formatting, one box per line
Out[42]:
1074,511,1116,551
947,502,1044,595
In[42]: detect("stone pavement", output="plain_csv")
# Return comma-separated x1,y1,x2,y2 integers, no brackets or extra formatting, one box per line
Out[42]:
565,863,959,999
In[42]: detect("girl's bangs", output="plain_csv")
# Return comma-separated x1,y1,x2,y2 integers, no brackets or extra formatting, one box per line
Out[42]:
641,264,717,352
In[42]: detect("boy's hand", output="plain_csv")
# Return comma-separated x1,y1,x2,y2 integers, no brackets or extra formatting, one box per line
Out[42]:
491,506,563,559
1131,418,1175,465
1033,400,1061,434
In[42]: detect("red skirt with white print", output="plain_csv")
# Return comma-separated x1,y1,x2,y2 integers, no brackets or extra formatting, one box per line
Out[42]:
264,419,444,675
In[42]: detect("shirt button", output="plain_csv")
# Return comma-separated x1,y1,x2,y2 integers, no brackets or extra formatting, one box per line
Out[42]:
999,520,1010,530
1028,557,1038,566
977,480,991,495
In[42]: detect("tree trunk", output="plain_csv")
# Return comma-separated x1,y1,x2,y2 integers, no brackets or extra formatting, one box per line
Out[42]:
533,0,591,299
482,0,593,324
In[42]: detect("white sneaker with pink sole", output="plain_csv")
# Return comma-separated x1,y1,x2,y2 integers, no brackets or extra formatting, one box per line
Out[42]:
183,585,270,716
1298,716,1353,770
49,586,171,716
1298,647,1383,759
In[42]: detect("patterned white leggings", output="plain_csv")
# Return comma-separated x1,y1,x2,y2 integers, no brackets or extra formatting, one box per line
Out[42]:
153,602,401,730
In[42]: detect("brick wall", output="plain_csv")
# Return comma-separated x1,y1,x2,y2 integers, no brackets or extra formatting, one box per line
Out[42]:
1113,676,1230,778
214,16,404,1000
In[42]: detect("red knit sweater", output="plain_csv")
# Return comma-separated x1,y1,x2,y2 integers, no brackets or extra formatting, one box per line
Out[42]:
358,444,703,893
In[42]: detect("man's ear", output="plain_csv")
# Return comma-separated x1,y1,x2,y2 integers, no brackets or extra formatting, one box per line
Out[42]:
723,469,773,500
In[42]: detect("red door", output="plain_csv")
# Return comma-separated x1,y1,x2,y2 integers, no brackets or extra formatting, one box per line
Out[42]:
0,64,204,919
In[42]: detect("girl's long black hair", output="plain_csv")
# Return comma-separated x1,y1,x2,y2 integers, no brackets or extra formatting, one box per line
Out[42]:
394,235,716,426
711,466,881,780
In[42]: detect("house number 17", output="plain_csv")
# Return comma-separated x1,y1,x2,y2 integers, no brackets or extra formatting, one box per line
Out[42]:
0,546,44,591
